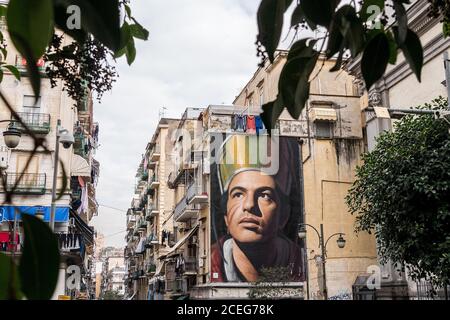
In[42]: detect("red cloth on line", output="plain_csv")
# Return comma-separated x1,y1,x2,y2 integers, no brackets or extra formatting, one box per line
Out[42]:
246,116,256,133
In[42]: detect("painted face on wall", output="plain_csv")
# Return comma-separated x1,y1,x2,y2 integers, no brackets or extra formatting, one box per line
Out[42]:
224,170,281,244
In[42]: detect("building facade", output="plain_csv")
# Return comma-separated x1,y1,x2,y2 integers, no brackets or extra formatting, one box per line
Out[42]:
345,0,450,299
123,53,378,299
0,25,100,299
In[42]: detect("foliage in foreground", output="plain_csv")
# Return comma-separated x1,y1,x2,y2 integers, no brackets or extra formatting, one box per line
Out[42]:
255,0,449,130
346,97,450,287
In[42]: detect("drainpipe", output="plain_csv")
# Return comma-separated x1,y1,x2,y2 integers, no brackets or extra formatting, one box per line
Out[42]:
298,139,309,300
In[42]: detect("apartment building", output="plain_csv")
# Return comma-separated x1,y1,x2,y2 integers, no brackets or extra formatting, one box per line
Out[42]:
124,118,181,300
124,52,378,299
345,0,450,299
0,27,100,299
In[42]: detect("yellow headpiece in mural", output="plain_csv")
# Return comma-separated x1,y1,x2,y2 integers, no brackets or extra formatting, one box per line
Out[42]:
217,134,295,195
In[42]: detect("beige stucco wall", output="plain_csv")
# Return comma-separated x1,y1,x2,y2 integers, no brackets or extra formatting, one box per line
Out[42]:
231,54,377,299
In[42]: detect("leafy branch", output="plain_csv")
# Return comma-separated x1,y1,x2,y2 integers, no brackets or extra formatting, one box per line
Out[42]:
255,0,446,130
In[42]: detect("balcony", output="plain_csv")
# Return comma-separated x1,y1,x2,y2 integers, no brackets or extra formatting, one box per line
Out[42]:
141,171,149,182
58,233,82,253
150,145,161,162
6,173,46,195
15,55,46,73
184,256,198,275
145,203,158,221
127,216,136,230
166,279,184,293
149,174,160,190
146,263,156,274
174,197,200,223
138,219,147,231
73,132,88,158
145,233,159,248
13,112,51,134
186,182,208,206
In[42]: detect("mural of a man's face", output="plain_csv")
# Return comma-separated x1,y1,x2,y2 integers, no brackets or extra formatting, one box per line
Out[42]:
224,171,282,244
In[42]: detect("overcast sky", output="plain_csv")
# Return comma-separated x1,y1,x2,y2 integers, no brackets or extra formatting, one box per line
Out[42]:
90,0,265,248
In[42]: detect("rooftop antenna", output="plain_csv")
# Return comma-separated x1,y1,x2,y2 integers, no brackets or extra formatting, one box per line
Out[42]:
159,107,167,119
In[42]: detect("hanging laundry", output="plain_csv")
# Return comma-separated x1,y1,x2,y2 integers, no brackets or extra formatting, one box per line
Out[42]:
255,116,265,135
247,115,256,133
231,114,237,131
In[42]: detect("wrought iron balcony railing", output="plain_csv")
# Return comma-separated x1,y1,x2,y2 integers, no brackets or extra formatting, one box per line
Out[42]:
5,173,46,195
13,112,51,134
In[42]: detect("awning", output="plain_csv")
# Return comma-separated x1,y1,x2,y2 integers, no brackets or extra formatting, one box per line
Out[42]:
135,237,145,254
70,209,94,246
71,154,91,178
309,107,338,122
0,206,69,223
155,261,165,276
163,225,199,258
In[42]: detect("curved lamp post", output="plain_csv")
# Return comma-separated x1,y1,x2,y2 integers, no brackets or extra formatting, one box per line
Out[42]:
1,120,22,149
298,223,346,300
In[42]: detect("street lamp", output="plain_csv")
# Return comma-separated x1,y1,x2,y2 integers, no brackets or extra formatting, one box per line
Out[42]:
1,120,22,149
298,223,346,300
49,119,74,231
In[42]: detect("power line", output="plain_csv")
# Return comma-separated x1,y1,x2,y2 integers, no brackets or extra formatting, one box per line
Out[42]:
97,203,128,214
102,230,128,238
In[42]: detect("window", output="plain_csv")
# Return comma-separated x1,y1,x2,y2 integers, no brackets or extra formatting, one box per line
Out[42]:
314,121,334,139
259,87,264,106
23,95,41,114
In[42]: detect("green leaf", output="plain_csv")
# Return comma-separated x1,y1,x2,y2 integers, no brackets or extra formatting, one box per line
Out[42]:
393,0,408,46
54,0,121,52
7,0,54,59
11,34,41,100
19,214,60,300
291,4,305,27
261,98,284,132
443,21,450,38
330,43,346,72
126,37,136,65
359,0,384,22
288,38,316,60
0,5,7,17
326,17,344,59
398,28,423,82
129,23,149,41
0,253,23,300
279,50,318,119
119,21,132,51
339,6,365,57
361,32,390,90
301,0,338,28
124,4,132,18
3,65,21,80
386,31,398,65
257,0,291,63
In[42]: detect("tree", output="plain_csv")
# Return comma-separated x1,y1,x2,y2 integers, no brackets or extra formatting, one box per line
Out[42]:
255,0,449,130
102,290,123,301
346,97,450,287
0,0,148,300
